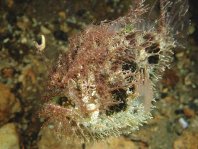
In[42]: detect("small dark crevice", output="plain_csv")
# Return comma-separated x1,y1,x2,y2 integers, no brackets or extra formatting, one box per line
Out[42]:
106,89,127,115
148,54,159,64
125,33,136,46
122,61,137,73
145,43,160,53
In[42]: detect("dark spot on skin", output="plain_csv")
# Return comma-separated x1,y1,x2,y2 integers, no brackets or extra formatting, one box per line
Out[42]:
148,54,159,64
56,97,68,106
106,89,127,115
122,61,137,73
126,33,136,40
145,43,160,53
125,76,134,83
112,89,127,101
56,96,75,107
143,33,154,41
128,85,135,93
126,33,136,45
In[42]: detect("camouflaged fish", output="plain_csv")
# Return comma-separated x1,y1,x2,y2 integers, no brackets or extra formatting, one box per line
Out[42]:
39,0,189,143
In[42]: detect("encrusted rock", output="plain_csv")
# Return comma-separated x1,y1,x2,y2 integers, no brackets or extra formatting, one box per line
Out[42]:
174,131,198,149
0,83,21,123
0,123,20,149
38,128,81,149
87,137,137,149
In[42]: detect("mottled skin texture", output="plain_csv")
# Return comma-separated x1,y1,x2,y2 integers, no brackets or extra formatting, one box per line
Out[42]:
40,0,188,143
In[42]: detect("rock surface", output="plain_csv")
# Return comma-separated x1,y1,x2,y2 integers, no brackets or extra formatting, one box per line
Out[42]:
38,128,81,149
38,128,137,149
174,131,198,149
0,83,21,123
0,123,20,149
87,137,137,149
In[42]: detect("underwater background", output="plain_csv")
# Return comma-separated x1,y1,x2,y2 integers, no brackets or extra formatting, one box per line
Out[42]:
0,0,198,149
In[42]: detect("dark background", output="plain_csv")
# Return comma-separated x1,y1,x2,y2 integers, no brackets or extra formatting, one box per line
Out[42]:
0,0,198,149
